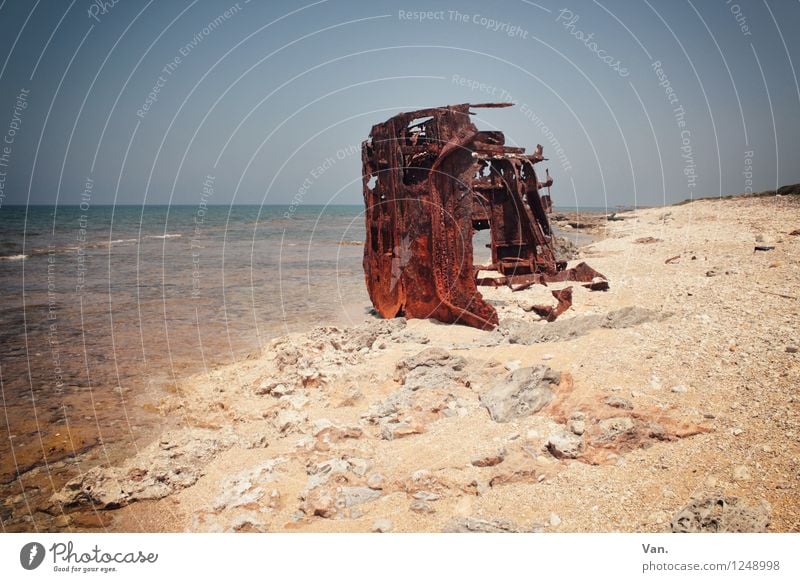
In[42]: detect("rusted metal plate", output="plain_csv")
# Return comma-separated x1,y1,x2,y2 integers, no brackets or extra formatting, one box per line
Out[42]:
361,103,606,329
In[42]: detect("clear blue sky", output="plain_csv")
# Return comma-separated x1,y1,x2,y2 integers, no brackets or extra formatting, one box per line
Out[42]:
0,0,798,208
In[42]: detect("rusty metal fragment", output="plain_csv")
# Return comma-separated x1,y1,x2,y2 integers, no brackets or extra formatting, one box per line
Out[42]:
528,286,574,322
361,103,607,329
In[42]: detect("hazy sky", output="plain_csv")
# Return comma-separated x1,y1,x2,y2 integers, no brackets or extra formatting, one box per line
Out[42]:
0,0,798,208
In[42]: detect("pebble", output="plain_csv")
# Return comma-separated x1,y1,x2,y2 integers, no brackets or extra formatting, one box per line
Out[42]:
367,473,385,490
786,346,798,354
542,354,553,360
546,430,583,459
411,469,430,482
348,458,372,477
671,384,688,393
412,490,440,502
604,396,633,410
410,500,435,514
732,428,744,436
733,465,752,481
372,518,393,533
505,359,522,371
549,512,562,527
567,419,585,436
471,447,506,467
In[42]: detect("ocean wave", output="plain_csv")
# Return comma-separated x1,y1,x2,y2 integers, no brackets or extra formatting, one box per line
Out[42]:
0,254,28,261
147,234,182,239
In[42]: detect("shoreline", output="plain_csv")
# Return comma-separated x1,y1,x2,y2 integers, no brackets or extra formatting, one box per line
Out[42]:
6,194,800,532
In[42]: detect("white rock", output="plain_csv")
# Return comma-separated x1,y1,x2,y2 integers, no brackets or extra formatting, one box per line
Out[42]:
372,518,393,533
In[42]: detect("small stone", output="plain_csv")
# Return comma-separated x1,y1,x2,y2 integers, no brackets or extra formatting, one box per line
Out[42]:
548,512,561,527
733,465,752,481
338,486,381,508
412,490,440,501
786,346,798,354
505,359,522,371
597,417,636,442
275,409,307,434
545,430,583,459
411,469,431,482
311,495,335,518
567,419,585,436
410,500,435,514
671,384,688,393
604,396,633,410
348,458,372,477
271,383,293,397
649,510,668,525
542,354,553,360
380,419,423,440
732,428,744,436
367,473,385,490
471,447,506,467
372,518,393,533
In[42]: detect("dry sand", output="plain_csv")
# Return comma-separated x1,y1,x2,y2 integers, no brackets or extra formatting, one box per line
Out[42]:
52,195,799,533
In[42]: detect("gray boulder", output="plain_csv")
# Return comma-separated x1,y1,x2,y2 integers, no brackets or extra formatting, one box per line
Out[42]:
480,366,560,422
394,347,467,391
672,496,771,533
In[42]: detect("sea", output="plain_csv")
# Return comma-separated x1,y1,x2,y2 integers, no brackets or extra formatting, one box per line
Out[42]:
0,203,604,529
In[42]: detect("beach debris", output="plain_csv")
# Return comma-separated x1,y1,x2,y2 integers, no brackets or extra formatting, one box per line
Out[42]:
754,245,775,252
361,103,607,330
528,286,573,321
664,255,681,264
789,229,800,236
635,236,662,244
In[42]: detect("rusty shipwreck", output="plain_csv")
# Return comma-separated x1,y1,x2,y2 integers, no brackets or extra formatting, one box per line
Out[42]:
361,103,606,330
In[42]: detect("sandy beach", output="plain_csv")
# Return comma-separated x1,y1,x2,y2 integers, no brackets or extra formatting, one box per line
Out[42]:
45,195,799,533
